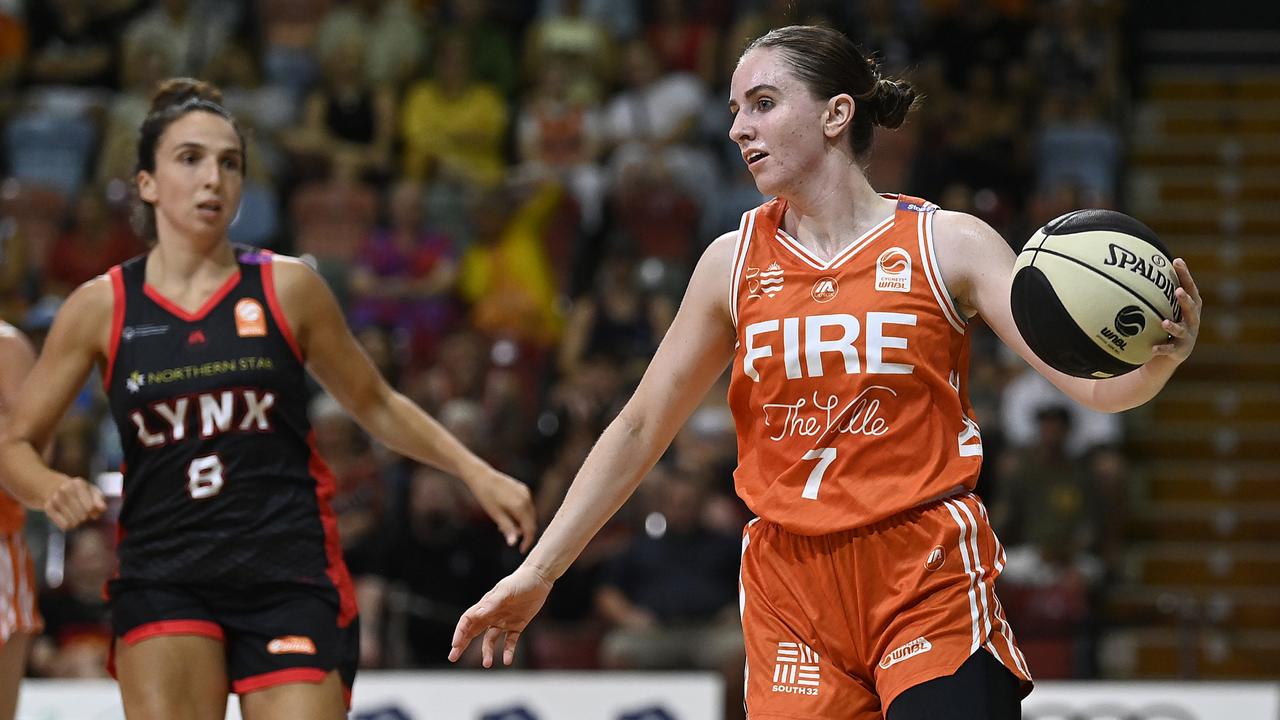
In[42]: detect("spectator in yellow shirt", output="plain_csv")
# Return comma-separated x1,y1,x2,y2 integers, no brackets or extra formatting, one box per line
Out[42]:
400,32,508,187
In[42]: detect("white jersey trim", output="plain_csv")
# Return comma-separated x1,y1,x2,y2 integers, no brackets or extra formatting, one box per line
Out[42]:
773,214,894,271
918,210,967,334
729,209,757,329
740,518,759,709
0,532,36,640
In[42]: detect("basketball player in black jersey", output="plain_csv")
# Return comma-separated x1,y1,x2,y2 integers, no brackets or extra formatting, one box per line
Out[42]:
0,78,536,719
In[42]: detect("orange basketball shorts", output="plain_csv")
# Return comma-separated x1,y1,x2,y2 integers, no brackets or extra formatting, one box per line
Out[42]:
739,492,1032,719
0,531,43,645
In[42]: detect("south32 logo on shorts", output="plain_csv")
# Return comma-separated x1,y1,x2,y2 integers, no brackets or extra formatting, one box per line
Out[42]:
772,641,820,696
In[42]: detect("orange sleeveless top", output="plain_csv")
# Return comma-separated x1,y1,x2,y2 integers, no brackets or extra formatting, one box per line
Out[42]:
727,195,982,535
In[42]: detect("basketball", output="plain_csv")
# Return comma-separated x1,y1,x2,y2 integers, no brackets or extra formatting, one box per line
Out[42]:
1010,209,1180,379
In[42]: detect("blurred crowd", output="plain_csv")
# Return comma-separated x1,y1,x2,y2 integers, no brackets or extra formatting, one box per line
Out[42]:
0,0,1139,687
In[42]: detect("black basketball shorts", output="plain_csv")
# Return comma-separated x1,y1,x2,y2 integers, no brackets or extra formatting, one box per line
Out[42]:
107,581,359,704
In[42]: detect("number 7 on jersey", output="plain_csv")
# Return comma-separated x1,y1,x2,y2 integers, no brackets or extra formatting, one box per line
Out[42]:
801,447,837,500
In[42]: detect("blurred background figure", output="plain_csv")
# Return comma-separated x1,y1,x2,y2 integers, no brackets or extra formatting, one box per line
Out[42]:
28,526,112,679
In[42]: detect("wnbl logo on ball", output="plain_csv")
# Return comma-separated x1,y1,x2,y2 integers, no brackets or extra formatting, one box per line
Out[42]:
1113,305,1146,337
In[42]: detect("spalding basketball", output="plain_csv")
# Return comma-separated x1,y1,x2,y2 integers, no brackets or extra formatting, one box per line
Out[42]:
1010,209,1180,379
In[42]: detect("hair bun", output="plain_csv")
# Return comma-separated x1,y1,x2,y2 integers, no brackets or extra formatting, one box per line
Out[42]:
149,78,223,114
867,77,918,130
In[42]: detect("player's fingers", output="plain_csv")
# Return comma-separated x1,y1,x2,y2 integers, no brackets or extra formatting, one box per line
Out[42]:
48,495,82,529
450,607,485,662
1173,258,1202,305
68,486,98,523
68,483,97,517
45,506,70,531
494,513,519,548
517,504,536,554
1151,341,1177,356
482,626,503,668
1175,288,1200,327
90,486,107,514
1162,318,1188,339
503,630,522,666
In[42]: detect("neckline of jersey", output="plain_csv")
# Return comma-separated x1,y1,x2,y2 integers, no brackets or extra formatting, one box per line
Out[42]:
143,270,243,323
771,193,901,270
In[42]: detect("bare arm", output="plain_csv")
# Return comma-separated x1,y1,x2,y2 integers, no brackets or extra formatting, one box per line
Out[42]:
271,256,535,549
0,280,109,526
0,326,36,419
523,234,736,580
936,211,1201,412
450,231,739,666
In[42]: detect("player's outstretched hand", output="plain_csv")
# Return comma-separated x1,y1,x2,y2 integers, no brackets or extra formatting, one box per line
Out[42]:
44,476,107,530
466,469,537,553
1152,258,1202,363
450,564,554,667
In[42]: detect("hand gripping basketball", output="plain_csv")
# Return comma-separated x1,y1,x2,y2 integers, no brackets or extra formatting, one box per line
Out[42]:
1150,258,1202,362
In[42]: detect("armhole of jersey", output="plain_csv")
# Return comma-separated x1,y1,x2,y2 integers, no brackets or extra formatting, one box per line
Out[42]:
919,210,967,335
102,266,126,388
728,209,756,329
261,255,304,363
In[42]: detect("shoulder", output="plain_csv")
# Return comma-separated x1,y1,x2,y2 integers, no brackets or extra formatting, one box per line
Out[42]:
0,323,33,363
700,230,739,274
33,274,115,356
268,254,341,316
268,254,331,304
690,230,740,291
928,210,1016,312
61,274,115,326
678,230,741,320
269,253,323,284
931,209,1006,249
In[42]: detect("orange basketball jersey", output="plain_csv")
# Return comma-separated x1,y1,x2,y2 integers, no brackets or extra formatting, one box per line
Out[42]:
0,491,21,534
728,195,983,535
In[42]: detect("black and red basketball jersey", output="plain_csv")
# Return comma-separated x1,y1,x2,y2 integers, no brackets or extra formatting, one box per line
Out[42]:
104,247,354,622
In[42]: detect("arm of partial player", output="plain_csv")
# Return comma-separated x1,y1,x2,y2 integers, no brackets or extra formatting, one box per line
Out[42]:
450,232,738,668
0,279,109,528
271,256,536,551
937,211,1202,413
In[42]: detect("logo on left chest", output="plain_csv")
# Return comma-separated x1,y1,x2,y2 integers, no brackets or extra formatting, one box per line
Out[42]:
234,298,267,337
875,248,911,293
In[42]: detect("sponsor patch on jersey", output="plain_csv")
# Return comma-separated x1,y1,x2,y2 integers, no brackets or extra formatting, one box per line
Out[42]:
125,370,146,394
925,545,946,571
811,276,838,302
759,262,785,298
234,298,267,337
745,266,762,299
879,636,932,669
267,635,317,655
771,641,820,696
875,247,911,293
121,324,169,341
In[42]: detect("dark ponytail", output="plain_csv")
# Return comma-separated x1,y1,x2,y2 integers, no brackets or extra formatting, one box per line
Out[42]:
132,78,246,241
746,26,919,157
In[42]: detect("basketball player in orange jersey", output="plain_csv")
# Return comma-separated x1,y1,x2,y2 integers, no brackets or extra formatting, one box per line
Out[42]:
451,25,1202,719
0,322,40,720
0,78,535,720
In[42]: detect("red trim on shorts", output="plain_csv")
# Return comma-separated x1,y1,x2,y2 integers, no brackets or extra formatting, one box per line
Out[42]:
307,431,358,626
122,619,225,646
110,619,225,679
103,266,126,387
260,256,303,362
232,667,327,694
143,270,242,323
